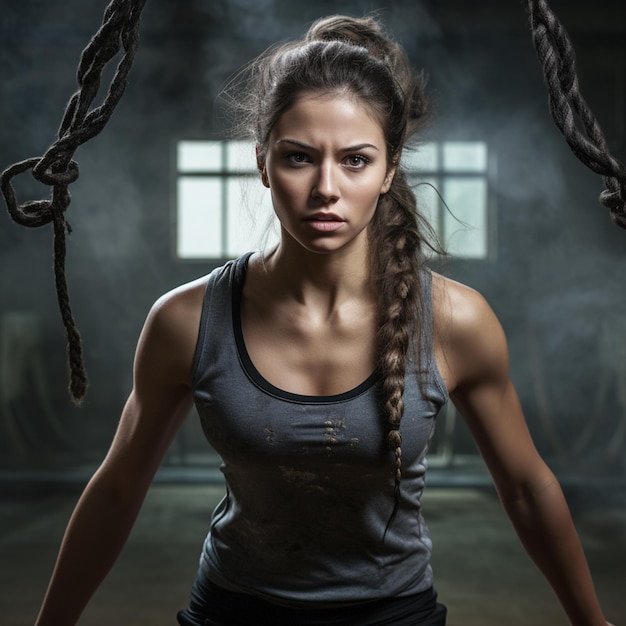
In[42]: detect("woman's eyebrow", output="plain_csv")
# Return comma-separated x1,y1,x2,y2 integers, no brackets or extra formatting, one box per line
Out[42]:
275,138,380,152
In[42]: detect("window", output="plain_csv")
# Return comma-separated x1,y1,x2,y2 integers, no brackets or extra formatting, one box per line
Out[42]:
175,140,490,260
176,140,276,259
402,141,489,259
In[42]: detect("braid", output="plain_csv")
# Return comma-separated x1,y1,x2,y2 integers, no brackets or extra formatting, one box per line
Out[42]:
370,170,426,537
305,15,440,535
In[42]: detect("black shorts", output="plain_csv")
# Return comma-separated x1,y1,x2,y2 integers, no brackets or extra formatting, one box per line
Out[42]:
176,580,447,626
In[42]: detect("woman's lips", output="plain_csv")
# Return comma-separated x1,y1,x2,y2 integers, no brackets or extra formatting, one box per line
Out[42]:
305,212,345,232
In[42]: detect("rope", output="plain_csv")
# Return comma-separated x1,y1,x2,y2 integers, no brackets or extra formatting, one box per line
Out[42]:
527,0,626,229
3,1,621,405
1,0,148,404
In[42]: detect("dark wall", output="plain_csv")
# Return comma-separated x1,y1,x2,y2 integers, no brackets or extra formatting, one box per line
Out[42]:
1,0,624,479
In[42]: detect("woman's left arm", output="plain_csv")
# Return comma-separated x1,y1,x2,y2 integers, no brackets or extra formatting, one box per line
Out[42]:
441,280,612,626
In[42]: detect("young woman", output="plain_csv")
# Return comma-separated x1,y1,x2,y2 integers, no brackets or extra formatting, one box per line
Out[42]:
35,15,612,626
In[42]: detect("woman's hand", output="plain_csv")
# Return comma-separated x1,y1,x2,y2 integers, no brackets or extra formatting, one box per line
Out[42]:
433,278,611,626
35,280,204,625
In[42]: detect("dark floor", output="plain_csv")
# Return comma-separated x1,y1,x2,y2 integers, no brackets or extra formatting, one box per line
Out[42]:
1,481,625,626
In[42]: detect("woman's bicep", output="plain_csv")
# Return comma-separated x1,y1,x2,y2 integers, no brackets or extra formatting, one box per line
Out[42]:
99,291,200,491
445,285,551,494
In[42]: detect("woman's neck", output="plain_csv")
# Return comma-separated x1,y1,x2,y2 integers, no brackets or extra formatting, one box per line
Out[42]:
260,237,374,315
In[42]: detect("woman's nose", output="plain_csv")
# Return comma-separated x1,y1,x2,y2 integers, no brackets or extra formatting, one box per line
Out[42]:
311,162,340,202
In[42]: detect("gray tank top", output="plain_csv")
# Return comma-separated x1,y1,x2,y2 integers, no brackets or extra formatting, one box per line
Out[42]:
191,253,449,608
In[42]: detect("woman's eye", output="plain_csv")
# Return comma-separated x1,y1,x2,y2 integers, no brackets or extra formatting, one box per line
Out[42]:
286,152,309,164
345,155,369,168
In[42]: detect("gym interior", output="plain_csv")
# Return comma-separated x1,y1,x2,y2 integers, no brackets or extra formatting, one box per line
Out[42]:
1,1,625,624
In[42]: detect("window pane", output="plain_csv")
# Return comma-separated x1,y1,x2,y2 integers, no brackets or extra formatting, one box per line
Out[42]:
226,178,276,257
442,142,487,172
442,178,487,258
178,141,222,172
177,178,222,257
402,142,438,172
226,140,258,172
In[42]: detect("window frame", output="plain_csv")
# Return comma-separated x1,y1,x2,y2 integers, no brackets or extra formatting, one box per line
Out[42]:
173,138,496,262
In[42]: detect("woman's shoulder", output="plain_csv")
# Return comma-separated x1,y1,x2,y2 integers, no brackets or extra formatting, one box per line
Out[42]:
430,271,508,388
158,274,212,305
430,271,493,328
143,275,209,350
148,253,256,339
151,254,247,316
151,275,209,322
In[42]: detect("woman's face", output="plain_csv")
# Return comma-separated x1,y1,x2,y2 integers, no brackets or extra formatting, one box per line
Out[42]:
260,93,395,257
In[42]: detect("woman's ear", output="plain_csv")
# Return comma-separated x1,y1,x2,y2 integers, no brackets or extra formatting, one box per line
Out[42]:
256,145,270,188
381,152,400,194
381,165,397,194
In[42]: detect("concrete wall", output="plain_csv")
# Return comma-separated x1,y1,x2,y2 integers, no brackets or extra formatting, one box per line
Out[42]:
1,0,624,482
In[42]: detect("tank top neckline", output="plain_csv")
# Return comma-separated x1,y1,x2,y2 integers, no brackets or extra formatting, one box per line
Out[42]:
231,253,379,404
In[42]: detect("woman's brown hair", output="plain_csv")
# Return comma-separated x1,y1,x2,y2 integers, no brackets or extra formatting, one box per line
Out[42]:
229,14,442,534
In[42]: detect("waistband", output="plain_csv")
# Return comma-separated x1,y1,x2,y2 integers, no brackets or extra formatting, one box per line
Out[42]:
177,580,447,626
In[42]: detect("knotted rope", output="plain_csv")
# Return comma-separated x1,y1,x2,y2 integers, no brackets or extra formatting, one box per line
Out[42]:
1,0,148,404
527,0,626,229
2,1,622,404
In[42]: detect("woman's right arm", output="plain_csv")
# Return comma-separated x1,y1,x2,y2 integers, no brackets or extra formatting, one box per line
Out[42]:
35,280,205,626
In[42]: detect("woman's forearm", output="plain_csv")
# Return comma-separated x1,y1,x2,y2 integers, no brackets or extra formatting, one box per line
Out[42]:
499,474,607,626
35,468,150,626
